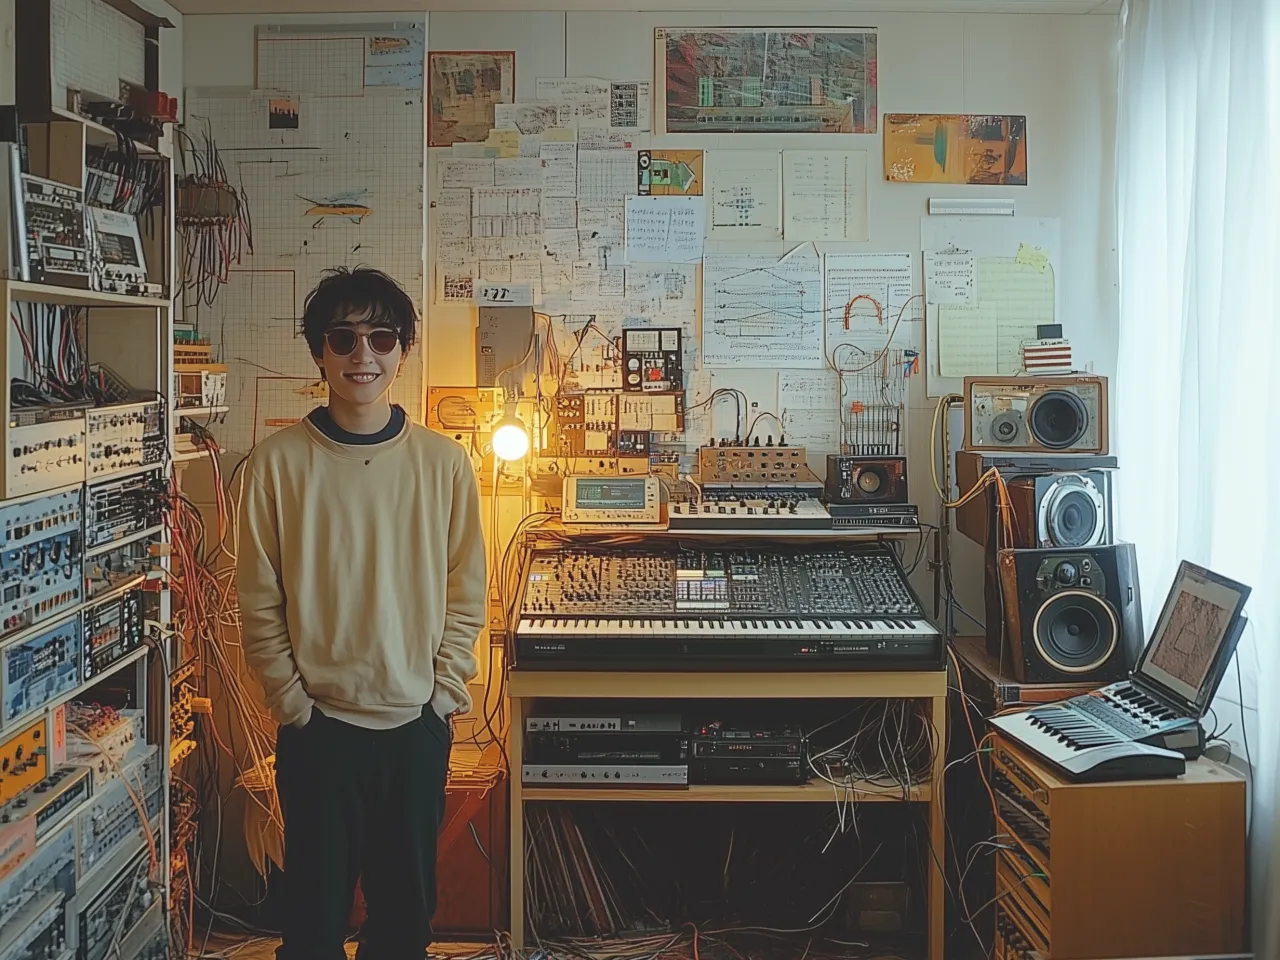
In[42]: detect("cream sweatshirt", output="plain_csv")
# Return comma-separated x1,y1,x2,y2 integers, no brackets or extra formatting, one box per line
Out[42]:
236,416,486,730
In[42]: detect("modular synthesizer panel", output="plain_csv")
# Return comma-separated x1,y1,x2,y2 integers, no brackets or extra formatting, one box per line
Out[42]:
85,402,166,480
85,536,159,600
76,845,153,960
0,763,93,841
0,820,76,933
84,472,163,549
82,591,145,682
1,614,84,728
5,417,87,500
76,744,163,877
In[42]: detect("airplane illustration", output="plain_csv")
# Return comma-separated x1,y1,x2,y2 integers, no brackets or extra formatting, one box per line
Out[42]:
298,190,372,227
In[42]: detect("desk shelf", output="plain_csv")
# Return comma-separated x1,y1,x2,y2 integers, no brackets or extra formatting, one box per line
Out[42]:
507,667,947,960
522,779,930,803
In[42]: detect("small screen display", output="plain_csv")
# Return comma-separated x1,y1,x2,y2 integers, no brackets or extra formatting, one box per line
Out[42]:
1139,564,1248,705
574,479,646,510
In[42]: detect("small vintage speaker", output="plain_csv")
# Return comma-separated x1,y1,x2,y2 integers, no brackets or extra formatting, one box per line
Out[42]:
1008,471,1112,549
996,543,1142,684
963,375,1109,454
824,455,907,504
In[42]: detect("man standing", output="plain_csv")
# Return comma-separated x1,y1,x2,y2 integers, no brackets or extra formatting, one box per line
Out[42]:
237,267,486,959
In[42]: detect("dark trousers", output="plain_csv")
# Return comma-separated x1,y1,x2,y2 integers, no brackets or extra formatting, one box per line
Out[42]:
275,706,451,960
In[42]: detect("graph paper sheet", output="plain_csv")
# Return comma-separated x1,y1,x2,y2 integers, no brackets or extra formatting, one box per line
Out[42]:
184,24,425,454
51,0,147,106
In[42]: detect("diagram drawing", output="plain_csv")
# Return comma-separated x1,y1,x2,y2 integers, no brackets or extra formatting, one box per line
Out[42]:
884,114,1028,185
701,252,825,368
657,27,878,135
428,51,515,146
299,190,372,226
1150,589,1230,691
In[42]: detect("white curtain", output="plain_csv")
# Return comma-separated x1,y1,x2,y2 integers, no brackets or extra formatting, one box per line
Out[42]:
1115,0,1280,952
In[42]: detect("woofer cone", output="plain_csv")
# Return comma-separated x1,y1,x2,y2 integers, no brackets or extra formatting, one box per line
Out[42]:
857,467,886,497
1038,474,1106,547
1029,390,1088,449
1031,589,1117,673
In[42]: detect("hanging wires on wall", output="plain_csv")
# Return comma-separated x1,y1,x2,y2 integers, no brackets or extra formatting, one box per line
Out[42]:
827,293,923,456
175,120,254,308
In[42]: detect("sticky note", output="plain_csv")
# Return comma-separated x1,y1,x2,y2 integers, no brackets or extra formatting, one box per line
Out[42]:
1016,243,1050,272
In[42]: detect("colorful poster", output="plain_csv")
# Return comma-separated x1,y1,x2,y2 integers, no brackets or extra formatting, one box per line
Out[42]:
638,149,704,196
656,28,877,135
427,51,515,147
884,114,1028,185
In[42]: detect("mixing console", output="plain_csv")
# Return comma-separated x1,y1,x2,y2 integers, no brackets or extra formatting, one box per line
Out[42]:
515,541,939,669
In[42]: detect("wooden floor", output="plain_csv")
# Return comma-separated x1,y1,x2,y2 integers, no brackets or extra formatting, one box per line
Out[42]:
199,936,492,960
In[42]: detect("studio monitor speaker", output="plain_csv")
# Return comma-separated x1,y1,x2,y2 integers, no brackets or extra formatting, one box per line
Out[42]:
963,375,1109,454
996,542,1142,684
1008,471,1112,549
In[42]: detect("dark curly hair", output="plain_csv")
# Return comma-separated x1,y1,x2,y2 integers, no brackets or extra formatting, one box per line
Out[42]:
300,267,419,358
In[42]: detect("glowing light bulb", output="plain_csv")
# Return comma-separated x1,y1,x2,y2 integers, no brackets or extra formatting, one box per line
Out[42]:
492,416,530,461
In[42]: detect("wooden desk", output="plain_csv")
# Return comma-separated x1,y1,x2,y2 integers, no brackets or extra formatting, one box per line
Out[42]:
507,668,948,959
992,736,1246,958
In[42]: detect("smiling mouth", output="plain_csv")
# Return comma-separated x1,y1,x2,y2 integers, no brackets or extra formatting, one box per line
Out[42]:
343,372,380,383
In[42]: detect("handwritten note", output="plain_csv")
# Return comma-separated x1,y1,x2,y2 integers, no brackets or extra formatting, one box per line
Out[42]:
439,158,495,189
494,157,543,189
938,257,1054,377
541,196,577,230
825,253,915,353
706,150,782,240
624,197,706,263
924,251,976,305
433,189,471,239
778,370,840,450
539,142,578,197
782,150,869,242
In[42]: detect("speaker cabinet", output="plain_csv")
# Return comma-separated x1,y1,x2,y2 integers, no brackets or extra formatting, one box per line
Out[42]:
963,375,1109,454
825,455,907,504
996,543,1142,684
1008,471,1112,549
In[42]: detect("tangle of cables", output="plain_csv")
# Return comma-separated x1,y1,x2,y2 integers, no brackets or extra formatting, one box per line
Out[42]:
8,303,115,407
175,122,253,308
85,129,166,217
164,444,288,950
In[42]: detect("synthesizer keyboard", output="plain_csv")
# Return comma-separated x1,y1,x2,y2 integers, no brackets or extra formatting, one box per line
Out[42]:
512,541,941,670
990,706,1187,782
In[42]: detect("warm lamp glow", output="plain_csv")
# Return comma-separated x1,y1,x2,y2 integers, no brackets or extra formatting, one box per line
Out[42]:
492,406,530,461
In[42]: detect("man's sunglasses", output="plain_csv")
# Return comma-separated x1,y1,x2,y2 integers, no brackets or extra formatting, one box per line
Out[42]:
324,327,400,356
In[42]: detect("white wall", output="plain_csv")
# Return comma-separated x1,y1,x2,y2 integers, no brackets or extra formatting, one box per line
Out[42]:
184,12,427,87
183,9,1120,616
426,9,1120,613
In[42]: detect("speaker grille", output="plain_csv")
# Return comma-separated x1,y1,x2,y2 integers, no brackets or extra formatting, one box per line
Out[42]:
1028,391,1089,449
1031,589,1118,673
